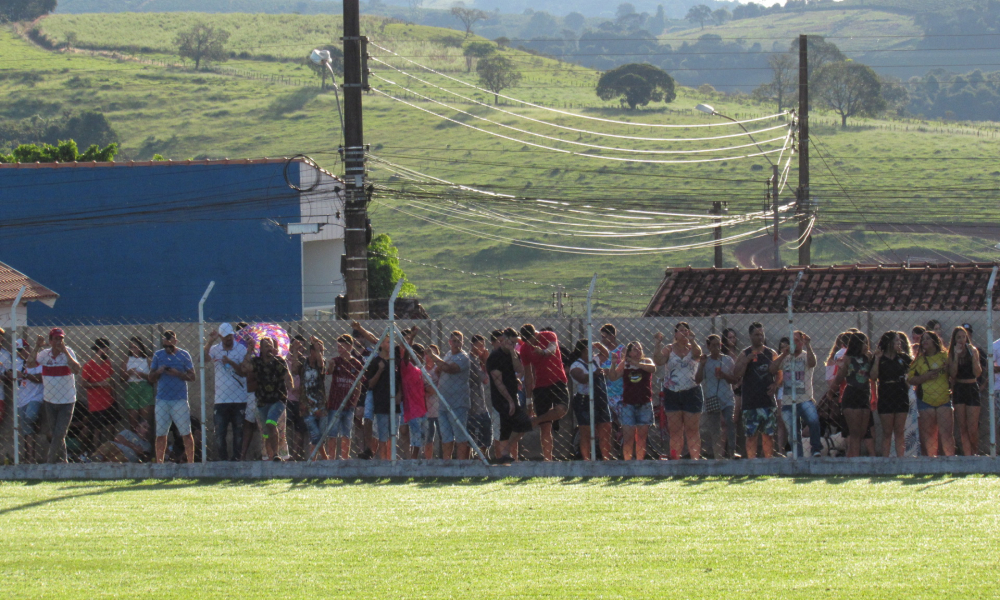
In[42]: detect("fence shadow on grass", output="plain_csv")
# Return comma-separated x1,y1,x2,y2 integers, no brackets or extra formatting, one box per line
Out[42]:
0,480,205,516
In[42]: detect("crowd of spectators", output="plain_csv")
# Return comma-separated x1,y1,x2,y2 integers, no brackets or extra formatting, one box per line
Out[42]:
1,317,996,464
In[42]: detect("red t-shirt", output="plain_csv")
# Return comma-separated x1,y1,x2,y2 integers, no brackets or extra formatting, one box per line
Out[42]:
327,356,363,411
83,359,115,412
519,331,567,388
401,361,427,422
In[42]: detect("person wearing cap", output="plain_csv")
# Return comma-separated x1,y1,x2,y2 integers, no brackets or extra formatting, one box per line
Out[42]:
205,323,248,461
14,338,44,463
149,330,196,463
82,338,116,455
36,328,82,463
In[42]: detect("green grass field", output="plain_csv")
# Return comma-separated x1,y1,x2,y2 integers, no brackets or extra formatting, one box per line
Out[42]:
4,13,1000,314
1,477,999,599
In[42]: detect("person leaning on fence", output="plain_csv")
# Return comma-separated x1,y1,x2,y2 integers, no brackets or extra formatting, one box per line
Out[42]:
401,343,429,459
733,323,780,459
364,335,396,460
827,332,874,458
907,330,955,457
655,323,704,460
324,334,363,460
568,339,613,461
598,324,626,424
36,328,82,464
519,323,569,462
468,334,494,460
149,330,197,464
773,331,822,458
947,326,982,457
428,331,473,461
14,338,44,463
870,331,913,458
610,342,656,461
487,328,533,464
422,344,441,459
293,336,325,460
697,335,738,460
121,336,154,448
242,337,294,462
82,338,116,457
205,323,248,461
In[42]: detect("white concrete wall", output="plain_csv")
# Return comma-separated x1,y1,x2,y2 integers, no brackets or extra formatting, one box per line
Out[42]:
0,302,27,331
303,238,346,314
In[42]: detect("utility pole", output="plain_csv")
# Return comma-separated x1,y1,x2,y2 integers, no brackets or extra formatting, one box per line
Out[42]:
772,163,782,268
553,285,566,318
712,201,727,268
797,34,812,266
342,0,369,319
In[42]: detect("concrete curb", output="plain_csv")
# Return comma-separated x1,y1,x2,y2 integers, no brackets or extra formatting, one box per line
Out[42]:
2,457,999,480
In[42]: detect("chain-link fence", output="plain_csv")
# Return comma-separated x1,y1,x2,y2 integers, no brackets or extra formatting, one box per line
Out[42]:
2,283,998,467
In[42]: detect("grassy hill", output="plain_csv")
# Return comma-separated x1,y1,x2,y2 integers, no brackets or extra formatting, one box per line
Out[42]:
3,14,999,316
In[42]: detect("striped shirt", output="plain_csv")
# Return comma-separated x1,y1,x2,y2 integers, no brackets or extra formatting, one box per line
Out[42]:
37,347,78,405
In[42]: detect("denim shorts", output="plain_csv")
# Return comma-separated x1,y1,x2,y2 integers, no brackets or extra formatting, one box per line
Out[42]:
619,403,654,427
302,414,323,445
18,401,44,435
364,391,374,421
374,413,392,442
917,397,952,411
439,405,470,444
662,386,704,413
323,409,354,440
424,417,439,446
256,401,286,430
743,407,778,438
155,399,192,437
571,393,612,427
407,416,426,447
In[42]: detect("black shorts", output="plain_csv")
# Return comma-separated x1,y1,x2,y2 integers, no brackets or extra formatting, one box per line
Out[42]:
662,386,704,413
495,404,533,441
88,405,119,428
533,382,569,431
285,401,308,434
841,387,870,411
953,382,981,407
877,391,910,415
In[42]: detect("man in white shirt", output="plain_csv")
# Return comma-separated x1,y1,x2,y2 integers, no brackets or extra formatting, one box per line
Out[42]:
14,338,44,463
205,323,248,461
35,328,82,463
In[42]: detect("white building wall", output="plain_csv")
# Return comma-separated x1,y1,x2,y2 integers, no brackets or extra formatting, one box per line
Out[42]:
0,303,28,331
298,162,347,316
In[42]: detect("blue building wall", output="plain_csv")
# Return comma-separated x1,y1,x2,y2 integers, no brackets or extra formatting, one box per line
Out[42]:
0,161,304,324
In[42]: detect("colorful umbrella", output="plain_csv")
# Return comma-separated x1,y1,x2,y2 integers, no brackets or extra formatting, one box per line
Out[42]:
234,323,291,358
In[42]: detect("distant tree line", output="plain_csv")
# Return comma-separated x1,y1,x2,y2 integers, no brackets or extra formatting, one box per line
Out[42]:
0,110,119,154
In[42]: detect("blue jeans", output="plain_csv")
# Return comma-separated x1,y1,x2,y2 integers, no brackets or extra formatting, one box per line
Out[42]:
781,400,822,456
213,403,245,461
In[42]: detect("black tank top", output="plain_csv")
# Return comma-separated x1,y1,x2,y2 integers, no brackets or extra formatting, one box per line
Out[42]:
741,347,777,410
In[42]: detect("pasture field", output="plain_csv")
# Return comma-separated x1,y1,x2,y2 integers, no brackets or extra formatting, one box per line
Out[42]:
1,477,999,599
4,16,1000,313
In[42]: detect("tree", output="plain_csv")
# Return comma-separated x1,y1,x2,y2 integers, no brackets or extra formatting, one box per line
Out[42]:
494,36,510,49
175,24,230,70
306,45,343,88
752,53,797,112
0,0,56,23
463,40,495,73
0,139,118,164
789,35,845,85
476,54,522,105
879,75,910,117
814,60,886,127
686,5,713,30
367,234,417,299
616,3,637,20
712,8,731,26
596,63,675,110
564,11,586,31
450,7,489,38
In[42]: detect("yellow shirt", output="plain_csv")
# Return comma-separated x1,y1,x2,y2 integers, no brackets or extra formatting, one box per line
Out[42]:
908,351,950,407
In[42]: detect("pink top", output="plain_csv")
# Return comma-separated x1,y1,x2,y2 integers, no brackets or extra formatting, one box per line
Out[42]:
401,361,427,422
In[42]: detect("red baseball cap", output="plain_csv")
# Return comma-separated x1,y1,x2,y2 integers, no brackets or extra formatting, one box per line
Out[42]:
49,327,65,338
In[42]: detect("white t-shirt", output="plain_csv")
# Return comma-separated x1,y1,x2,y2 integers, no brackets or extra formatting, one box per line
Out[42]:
781,353,815,404
209,343,248,404
126,356,150,383
0,348,11,401
15,358,44,407
37,347,78,404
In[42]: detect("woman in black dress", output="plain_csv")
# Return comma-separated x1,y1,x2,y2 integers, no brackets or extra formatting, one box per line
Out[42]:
870,331,911,457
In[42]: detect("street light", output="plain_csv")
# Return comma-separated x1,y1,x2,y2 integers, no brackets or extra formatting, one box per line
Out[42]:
697,103,782,267
311,48,346,139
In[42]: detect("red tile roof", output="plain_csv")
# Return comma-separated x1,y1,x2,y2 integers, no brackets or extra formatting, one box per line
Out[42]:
644,263,1000,317
0,262,60,307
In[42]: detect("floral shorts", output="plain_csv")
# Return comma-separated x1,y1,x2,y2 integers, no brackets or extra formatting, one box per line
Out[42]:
743,407,778,438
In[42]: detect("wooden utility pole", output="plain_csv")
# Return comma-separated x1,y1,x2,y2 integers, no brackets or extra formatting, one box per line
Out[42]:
342,0,370,319
797,34,812,266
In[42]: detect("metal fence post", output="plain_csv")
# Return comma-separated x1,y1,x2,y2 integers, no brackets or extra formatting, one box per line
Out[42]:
388,279,404,463
987,266,998,458
197,281,215,464
10,286,26,466
787,272,804,459
586,274,597,462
